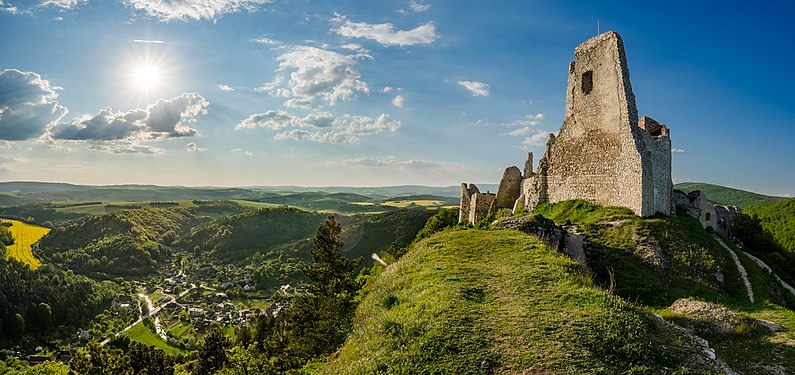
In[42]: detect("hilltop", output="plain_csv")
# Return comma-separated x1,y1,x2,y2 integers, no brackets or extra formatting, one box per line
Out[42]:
674,182,782,208
328,201,795,374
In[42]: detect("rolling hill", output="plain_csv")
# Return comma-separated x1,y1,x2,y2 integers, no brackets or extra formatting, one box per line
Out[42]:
674,182,781,208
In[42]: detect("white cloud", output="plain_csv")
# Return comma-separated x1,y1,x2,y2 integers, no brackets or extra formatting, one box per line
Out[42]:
261,45,368,106
340,155,459,171
283,98,313,109
250,37,280,45
502,127,534,137
131,39,166,44
333,15,438,47
186,141,206,152
381,86,393,93
409,1,430,12
123,0,273,22
237,110,400,144
0,2,18,14
522,131,551,146
49,92,208,141
671,148,689,154
40,0,84,9
0,69,68,141
505,113,545,128
458,80,491,97
87,144,163,154
244,150,253,156
392,94,405,108
216,84,235,92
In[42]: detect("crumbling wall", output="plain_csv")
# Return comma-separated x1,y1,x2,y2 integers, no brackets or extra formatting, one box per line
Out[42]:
459,183,480,223
533,31,664,216
714,205,741,237
672,189,738,234
468,193,495,225
461,31,674,223
490,166,523,215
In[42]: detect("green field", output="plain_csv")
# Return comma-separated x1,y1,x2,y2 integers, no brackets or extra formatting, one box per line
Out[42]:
125,322,185,355
1,219,48,269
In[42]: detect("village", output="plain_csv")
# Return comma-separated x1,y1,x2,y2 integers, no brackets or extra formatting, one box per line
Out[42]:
3,253,306,366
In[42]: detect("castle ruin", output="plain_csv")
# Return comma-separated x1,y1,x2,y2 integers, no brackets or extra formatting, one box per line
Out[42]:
460,31,673,223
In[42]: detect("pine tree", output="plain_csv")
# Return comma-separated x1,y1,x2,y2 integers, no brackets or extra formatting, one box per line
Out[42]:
194,328,230,375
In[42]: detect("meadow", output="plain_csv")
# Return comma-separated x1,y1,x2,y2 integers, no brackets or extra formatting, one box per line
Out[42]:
1,219,48,269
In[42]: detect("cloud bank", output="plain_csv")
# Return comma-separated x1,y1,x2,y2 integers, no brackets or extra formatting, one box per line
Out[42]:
49,92,208,141
0,69,68,141
237,109,400,144
124,0,272,21
261,46,368,107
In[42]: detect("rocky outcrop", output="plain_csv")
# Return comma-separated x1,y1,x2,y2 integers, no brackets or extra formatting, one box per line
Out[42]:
493,214,563,251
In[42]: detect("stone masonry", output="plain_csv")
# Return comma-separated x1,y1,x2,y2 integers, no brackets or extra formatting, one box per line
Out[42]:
460,31,674,224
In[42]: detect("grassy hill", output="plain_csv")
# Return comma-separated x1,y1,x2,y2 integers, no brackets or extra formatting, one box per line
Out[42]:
328,201,795,374
326,230,727,373
744,198,795,252
674,182,779,208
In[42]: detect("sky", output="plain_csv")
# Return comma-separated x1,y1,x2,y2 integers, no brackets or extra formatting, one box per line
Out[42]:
0,1,793,196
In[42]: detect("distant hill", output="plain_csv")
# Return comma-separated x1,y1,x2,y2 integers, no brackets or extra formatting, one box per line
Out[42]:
185,207,325,261
674,182,780,208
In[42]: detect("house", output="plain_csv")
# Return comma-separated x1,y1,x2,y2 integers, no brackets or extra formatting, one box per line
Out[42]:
26,355,55,365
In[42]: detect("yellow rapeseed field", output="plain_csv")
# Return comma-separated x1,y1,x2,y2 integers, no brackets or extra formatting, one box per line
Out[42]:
2,219,48,269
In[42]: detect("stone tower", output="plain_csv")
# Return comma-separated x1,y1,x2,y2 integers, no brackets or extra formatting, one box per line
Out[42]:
459,31,673,224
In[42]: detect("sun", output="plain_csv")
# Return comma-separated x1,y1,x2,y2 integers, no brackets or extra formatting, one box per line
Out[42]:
134,65,161,89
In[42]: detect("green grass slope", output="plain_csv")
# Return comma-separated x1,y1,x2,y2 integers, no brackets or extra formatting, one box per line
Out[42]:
744,198,795,252
674,182,778,208
326,230,723,374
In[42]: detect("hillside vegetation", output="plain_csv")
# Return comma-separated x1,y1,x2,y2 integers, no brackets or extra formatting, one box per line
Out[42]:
744,198,795,252
674,182,778,208
37,208,199,277
186,207,325,260
326,230,723,374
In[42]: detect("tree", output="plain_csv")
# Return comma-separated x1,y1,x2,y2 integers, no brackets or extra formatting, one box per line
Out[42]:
194,328,230,375
6,313,25,337
128,342,174,375
303,216,361,299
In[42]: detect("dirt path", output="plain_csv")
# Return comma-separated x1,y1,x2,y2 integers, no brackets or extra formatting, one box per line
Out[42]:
741,251,795,297
713,235,754,303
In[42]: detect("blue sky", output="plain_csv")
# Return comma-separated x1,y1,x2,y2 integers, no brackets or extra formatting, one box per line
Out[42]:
0,1,793,196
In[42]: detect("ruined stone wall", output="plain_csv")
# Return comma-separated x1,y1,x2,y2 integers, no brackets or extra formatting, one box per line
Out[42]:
459,183,480,223
535,31,653,216
489,166,523,215
463,31,674,221
640,116,673,215
468,193,495,225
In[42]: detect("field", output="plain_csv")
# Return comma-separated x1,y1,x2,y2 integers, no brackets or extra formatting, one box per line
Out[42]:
381,199,446,208
125,322,185,355
1,219,48,269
